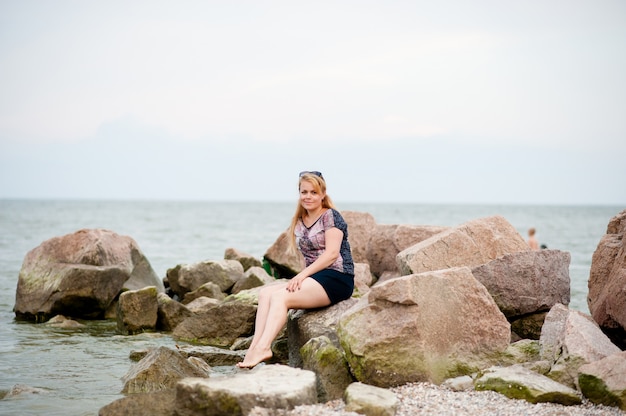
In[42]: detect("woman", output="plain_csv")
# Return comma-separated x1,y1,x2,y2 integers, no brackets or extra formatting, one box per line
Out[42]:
236,171,355,368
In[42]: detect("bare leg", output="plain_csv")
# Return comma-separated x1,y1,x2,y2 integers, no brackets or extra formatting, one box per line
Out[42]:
236,278,331,368
247,282,286,351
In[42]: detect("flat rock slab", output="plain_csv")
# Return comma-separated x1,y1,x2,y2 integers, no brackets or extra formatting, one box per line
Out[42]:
476,365,582,406
175,364,317,416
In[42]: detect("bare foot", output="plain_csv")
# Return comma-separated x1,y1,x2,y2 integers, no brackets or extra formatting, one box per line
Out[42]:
236,347,273,369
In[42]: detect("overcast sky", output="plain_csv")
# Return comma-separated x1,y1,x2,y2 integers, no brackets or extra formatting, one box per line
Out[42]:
1,1,624,205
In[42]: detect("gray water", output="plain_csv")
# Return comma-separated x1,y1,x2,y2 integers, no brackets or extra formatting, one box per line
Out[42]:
0,200,622,415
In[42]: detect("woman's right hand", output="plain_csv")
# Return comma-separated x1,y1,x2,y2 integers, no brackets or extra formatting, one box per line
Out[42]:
287,273,308,292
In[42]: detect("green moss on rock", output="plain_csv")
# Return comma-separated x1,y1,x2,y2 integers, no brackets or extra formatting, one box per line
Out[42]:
578,374,622,409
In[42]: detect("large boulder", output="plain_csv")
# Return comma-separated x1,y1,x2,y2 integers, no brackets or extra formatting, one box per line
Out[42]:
337,267,511,387
14,228,163,322
540,303,621,388
367,223,448,277
396,215,529,275
588,209,626,349
471,249,571,318
175,365,317,415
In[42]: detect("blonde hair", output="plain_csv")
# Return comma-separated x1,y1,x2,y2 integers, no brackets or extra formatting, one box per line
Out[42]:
287,173,336,253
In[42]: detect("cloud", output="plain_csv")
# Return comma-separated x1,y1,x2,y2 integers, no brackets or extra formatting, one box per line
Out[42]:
0,1,624,204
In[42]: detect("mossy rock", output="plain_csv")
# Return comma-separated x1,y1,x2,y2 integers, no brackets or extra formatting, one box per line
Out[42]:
578,373,624,409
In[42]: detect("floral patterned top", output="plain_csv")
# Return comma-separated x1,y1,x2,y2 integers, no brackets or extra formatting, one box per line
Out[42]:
294,208,354,275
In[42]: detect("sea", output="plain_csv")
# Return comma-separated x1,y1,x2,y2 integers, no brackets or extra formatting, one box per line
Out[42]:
0,199,622,416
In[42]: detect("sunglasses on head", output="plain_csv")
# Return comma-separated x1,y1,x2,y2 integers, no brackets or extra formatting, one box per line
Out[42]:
299,171,323,178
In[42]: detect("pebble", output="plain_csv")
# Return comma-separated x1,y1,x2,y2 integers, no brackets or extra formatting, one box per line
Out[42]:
264,382,625,416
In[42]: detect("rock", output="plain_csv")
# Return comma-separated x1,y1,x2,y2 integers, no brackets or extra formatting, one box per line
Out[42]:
231,266,274,294
510,312,548,340
442,375,475,392
173,298,256,347
185,296,221,313
353,262,375,296
288,298,359,368
45,314,85,329
300,336,354,402
182,281,225,304
117,286,159,335
588,209,626,349
176,345,247,366
341,211,377,264
224,247,263,271
366,223,448,277
14,228,163,322
99,388,176,416
338,267,511,387
156,292,193,332
3,383,49,397
540,303,621,388
263,230,305,279
166,260,244,299
475,364,582,405
396,215,529,275
344,382,399,416
121,346,210,394
175,365,317,416
471,249,571,318
578,351,626,410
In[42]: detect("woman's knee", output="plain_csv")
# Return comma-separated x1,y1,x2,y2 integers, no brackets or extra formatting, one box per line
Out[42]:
259,283,286,302
268,288,288,306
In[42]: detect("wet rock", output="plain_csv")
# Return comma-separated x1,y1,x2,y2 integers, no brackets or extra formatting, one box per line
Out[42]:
117,286,159,335
14,228,163,322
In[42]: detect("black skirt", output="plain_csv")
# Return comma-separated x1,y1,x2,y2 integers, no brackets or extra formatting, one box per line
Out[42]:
309,268,355,304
